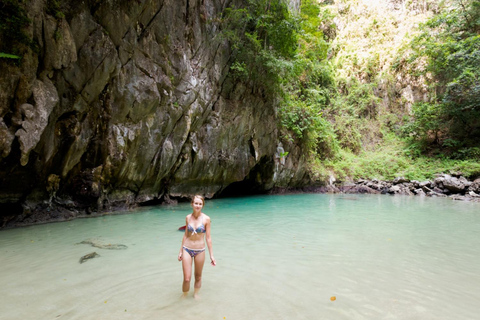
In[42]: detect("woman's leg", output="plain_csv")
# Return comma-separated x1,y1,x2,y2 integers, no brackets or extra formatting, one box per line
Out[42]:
193,251,206,298
182,248,193,296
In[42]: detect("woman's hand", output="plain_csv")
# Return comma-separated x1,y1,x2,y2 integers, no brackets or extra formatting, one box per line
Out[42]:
178,252,183,261
210,256,216,266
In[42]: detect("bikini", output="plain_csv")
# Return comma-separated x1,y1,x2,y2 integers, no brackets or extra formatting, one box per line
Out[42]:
183,218,206,258
187,222,206,235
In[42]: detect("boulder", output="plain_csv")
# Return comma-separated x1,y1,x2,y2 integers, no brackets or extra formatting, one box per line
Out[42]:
343,185,379,194
468,178,480,193
419,180,431,188
433,187,446,194
442,176,467,193
393,177,410,184
414,188,426,196
389,185,401,193
433,175,447,188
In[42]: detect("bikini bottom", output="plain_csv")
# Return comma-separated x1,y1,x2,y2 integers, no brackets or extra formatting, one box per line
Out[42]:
183,246,205,258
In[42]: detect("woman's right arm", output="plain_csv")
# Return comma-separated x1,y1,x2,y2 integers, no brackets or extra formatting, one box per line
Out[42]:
178,217,188,261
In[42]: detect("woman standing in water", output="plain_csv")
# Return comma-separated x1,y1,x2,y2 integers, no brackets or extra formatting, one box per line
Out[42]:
178,195,216,298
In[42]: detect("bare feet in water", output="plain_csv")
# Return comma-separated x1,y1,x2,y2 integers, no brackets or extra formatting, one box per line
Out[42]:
194,288,201,299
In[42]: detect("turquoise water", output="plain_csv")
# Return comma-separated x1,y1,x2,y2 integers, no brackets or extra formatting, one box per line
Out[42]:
1,194,480,320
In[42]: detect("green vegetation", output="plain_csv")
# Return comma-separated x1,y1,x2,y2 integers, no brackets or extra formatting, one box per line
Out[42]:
0,0,64,60
279,0,339,159
221,0,339,158
401,0,480,158
220,0,480,182
0,53,21,60
46,0,65,20
322,134,480,182
0,0,33,57
221,0,300,93
325,0,480,181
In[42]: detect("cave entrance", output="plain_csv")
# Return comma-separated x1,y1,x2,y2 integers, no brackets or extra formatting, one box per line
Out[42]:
218,156,274,198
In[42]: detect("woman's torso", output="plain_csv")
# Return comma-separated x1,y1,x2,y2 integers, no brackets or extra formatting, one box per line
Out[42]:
184,213,207,249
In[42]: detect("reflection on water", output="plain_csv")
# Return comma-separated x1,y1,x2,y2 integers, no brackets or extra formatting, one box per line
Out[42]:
1,194,480,320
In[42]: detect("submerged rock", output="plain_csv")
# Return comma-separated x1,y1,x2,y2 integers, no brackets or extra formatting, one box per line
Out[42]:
78,239,128,250
79,252,100,264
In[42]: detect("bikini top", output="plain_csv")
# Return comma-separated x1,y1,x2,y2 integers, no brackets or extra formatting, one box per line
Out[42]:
187,217,206,235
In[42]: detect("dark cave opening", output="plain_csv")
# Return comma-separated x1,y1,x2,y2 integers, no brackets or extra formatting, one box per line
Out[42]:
217,156,274,198
0,202,23,217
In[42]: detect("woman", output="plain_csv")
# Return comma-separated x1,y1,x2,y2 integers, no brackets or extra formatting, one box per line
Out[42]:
178,195,216,298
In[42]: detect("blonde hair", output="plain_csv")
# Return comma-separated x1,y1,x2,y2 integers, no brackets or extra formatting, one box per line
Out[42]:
191,195,205,206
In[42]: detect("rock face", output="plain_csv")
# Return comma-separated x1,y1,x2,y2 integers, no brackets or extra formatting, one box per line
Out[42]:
0,0,310,227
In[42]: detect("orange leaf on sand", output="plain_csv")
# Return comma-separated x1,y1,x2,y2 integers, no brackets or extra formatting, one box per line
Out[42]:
330,296,336,301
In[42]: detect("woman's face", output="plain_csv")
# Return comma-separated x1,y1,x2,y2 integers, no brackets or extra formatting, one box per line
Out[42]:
192,197,204,212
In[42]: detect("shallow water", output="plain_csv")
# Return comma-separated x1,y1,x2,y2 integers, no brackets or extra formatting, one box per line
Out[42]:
1,194,480,320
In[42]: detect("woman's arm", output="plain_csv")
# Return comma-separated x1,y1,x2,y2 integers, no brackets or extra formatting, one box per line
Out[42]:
205,216,216,266
178,217,188,261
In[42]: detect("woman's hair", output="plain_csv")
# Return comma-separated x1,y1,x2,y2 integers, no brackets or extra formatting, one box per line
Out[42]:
191,195,205,206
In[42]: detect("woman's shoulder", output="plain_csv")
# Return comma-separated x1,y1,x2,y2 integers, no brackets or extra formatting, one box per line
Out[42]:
202,213,211,223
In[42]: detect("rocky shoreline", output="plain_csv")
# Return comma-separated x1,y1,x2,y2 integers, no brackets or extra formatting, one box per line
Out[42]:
314,173,480,202
2,173,479,229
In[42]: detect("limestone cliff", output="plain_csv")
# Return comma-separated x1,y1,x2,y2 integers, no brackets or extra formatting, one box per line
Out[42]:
0,0,310,227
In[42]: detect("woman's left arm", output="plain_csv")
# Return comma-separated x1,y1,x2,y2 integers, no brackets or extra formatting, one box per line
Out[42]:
205,216,216,266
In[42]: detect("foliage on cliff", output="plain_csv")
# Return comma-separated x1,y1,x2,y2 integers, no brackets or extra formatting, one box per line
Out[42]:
221,0,299,92
401,0,480,159
223,0,480,181
0,0,32,57
221,0,339,159
278,0,338,159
